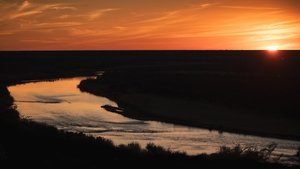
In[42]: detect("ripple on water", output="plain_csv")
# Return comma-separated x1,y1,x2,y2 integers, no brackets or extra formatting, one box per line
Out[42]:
8,77,300,164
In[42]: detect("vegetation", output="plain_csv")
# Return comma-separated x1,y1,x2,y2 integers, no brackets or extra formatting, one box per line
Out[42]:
297,147,300,162
1,82,299,169
79,68,300,141
1,51,300,168
215,144,279,163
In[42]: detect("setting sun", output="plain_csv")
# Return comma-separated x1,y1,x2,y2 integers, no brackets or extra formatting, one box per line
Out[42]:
267,46,279,51
1,0,300,168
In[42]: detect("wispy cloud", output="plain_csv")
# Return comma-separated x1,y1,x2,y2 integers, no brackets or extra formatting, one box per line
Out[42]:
200,3,213,8
219,5,279,10
21,39,59,44
136,11,179,24
195,3,219,9
27,22,82,30
1,1,299,50
88,8,119,21
18,1,31,11
52,6,77,11
0,31,16,35
114,26,127,31
10,10,42,19
9,2,77,20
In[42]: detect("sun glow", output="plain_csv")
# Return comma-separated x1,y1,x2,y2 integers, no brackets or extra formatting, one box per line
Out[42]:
267,45,279,51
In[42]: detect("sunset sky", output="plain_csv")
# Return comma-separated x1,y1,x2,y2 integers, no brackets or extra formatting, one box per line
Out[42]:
0,0,300,50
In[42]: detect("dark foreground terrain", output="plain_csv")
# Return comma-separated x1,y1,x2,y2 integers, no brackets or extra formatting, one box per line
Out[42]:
79,51,300,140
1,51,300,168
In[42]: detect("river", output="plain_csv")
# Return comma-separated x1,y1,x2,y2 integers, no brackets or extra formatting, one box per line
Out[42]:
8,77,300,164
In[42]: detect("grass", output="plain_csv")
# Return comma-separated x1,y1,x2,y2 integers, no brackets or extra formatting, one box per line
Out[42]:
215,144,279,162
79,74,300,141
1,51,300,168
297,148,300,162
1,86,300,169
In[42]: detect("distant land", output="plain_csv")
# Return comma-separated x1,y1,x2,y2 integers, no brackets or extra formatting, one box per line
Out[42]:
1,51,300,169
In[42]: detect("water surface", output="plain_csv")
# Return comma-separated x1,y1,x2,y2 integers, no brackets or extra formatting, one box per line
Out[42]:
8,77,300,163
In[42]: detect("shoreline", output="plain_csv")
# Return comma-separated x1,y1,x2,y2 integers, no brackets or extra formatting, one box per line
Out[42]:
79,78,300,142
2,51,300,168
3,77,298,168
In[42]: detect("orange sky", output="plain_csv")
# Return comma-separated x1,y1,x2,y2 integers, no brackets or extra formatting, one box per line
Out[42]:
0,0,300,50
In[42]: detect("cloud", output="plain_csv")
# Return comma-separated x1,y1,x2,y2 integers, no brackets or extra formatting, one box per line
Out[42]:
136,11,179,24
18,1,31,11
21,39,58,44
88,8,119,21
52,6,77,10
219,5,279,10
198,3,219,9
114,26,127,31
9,2,77,20
30,22,82,29
0,31,15,35
200,3,212,8
1,0,299,50
58,14,71,19
10,10,42,19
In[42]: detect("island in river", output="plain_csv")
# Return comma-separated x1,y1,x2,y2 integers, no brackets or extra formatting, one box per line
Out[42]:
78,52,300,141
1,51,300,169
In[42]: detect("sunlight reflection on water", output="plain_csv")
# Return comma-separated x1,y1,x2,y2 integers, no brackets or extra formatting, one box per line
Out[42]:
8,77,300,163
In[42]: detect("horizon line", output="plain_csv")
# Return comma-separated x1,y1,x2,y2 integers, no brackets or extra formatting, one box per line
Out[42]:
1,49,299,52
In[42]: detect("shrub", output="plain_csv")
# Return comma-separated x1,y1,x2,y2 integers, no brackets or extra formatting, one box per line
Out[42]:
296,147,300,162
216,143,278,162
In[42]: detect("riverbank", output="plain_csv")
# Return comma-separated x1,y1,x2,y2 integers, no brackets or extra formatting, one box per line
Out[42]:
2,79,300,169
1,51,300,168
78,69,300,141
4,79,300,169
1,80,188,168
